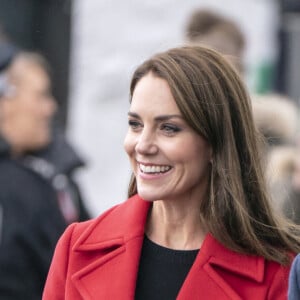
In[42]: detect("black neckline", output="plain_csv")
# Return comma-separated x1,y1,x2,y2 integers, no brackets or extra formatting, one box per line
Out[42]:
143,235,199,264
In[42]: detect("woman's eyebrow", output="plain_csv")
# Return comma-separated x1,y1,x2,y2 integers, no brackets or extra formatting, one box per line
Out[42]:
128,111,182,122
128,111,140,118
154,114,183,122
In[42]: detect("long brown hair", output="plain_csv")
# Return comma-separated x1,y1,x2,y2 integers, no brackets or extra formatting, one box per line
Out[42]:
127,46,300,265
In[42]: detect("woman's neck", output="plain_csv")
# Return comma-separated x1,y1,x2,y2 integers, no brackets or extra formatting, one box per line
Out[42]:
145,199,207,250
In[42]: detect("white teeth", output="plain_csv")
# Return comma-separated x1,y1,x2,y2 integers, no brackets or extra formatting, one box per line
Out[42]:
140,164,171,174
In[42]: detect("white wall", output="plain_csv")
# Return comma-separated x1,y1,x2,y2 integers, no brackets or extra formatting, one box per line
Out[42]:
68,0,279,216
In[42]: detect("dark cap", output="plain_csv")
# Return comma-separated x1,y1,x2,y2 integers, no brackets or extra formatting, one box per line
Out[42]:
0,42,19,72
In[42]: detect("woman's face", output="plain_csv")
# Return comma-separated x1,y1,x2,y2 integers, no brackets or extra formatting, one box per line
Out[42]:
124,73,212,202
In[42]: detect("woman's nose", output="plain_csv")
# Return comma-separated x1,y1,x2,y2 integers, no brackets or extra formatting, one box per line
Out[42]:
135,129,158,155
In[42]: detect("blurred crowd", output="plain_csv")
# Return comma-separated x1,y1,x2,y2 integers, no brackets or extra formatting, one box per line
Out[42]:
184,8,300,225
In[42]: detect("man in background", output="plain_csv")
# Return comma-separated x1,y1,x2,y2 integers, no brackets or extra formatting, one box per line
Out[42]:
0,45,90,299
184,8,246,74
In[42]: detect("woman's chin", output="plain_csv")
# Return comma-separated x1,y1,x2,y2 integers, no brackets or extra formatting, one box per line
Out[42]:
137,189,160,202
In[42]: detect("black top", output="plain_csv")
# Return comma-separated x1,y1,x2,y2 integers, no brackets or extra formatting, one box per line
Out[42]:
135,235,199,300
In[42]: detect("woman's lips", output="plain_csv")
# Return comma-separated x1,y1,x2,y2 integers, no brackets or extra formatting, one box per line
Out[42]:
139,163,172,174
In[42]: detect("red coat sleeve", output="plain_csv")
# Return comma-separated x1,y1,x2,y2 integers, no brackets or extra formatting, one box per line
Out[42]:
267,264,290,300
42,223,77,300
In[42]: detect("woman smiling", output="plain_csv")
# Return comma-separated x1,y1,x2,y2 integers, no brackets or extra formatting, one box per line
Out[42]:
43,46,300,300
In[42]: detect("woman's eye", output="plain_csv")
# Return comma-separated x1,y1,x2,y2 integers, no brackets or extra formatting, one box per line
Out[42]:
161,124,181,135
128,119,142,130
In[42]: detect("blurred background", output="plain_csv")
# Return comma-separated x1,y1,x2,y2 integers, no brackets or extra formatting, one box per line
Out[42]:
1,0,299,216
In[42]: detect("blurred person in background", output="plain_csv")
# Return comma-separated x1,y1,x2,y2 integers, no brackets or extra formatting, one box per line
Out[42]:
0,43,90,299
183,8,300,224
184,8,246,75
291,145,300,192
43,46,300,300
284,138,300,224
251,94,300,223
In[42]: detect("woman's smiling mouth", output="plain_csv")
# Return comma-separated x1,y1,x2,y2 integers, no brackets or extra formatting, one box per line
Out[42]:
139,163,172,174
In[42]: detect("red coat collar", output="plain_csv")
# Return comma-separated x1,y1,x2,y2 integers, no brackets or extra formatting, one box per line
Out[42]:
71,195,265,300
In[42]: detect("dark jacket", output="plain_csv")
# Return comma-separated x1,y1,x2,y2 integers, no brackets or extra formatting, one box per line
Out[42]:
0,134,90,299
27,130,90,222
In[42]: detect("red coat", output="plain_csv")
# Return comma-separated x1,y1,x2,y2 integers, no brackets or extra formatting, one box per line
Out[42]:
43,195,290,299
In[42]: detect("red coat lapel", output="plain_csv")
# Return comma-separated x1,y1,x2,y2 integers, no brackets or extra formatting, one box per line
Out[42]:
67,195,266,300
71,196,151,299
178,234,265,300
